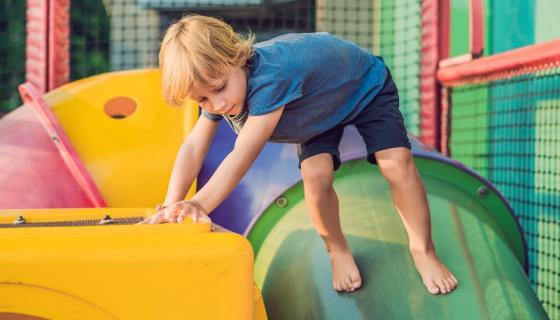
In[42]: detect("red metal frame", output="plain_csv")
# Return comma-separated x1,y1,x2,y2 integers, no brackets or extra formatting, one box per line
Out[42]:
438,39,560,86
419,0,450,150
434,0,485,155
438,0,484,68
26,0,48,94
21,1,101,206
437,39,560,155
18,83,107,208
25,0,70,94
470,0,484,58
48,0,70,90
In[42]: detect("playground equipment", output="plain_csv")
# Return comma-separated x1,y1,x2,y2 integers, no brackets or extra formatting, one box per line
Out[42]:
0,69,549,319
246,155,546,319
0,208,266,320
0,69,196,209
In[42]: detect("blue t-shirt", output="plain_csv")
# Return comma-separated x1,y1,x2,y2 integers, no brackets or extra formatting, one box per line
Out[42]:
202,32,387,144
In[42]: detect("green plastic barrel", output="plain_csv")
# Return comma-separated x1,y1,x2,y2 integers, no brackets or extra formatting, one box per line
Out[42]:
248,157,548,319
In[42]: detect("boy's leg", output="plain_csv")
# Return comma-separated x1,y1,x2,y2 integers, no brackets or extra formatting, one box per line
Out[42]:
374,146,458,295
301,153,362,292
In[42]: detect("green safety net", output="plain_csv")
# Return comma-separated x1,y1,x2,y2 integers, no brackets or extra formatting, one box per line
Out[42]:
449,67,560,319
69,0,315,80
70,1,111,80
316,0,422,135
0,0,25,114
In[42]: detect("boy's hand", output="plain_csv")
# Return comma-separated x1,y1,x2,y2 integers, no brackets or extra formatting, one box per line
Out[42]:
137,200,211,224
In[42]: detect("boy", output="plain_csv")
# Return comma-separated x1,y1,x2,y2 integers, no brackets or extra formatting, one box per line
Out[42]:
140,15,458,295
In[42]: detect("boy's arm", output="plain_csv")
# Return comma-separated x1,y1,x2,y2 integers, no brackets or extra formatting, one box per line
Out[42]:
163,116,220,205
190,106,285,214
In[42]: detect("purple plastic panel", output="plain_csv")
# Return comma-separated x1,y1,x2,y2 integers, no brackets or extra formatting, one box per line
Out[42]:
198,122,299,233
198,122,430,234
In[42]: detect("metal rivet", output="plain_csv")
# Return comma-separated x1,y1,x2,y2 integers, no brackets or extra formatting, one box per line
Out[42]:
13,215,25,225
477,186,489,198
99,214,113,225
275,197,288,208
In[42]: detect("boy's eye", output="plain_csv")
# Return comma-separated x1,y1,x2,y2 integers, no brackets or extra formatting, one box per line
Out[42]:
215,82,226,92
198,97,207,104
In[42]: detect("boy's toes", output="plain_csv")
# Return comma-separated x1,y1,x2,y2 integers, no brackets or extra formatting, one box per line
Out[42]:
444,279,454,292
450,276,459,288
451,275,459,286
446,277,458,291
335,281,344,292
425,281,440,295
342,277,353,292
351,275,362,290
438,279,449,294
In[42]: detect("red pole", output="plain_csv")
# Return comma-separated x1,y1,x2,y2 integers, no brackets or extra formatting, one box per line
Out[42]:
25,0,69,94
470,0,484,58
419,0,450,151
26,0,48,94
48,0,70,90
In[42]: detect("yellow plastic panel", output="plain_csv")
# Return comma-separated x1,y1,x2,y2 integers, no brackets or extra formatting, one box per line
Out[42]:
0,208,267,320
43,70,197,207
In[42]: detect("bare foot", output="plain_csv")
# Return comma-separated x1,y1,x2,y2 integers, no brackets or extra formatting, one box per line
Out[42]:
410,246,458,295
329,249,362,292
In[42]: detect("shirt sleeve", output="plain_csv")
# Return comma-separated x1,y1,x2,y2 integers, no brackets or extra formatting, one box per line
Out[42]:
247,78,303,116
200,108,223,122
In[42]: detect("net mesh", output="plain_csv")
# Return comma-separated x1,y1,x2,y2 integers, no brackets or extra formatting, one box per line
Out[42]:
69,0,315,79
449,66,560,318
0,0,25,115
70,1,112,79
1,0,422,130
68,0,421,132
316,0,422,135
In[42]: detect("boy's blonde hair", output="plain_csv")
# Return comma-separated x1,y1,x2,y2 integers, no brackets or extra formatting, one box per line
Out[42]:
159,15,255,106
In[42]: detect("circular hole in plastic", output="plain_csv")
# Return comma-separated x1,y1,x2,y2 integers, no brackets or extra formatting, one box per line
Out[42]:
104,97,137,119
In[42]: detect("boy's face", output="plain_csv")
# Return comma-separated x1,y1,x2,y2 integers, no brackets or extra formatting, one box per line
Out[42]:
191,66,248,116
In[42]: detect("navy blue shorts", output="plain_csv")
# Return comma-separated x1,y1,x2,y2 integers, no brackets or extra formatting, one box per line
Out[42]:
297,70,411,171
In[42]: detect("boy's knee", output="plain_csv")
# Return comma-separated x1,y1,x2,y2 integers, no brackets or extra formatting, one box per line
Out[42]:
376,148,414,184
301,154,334,192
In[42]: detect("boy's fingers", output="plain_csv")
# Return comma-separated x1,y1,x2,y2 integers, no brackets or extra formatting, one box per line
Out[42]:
149,212,164,224
199,213,211,223
137,216,152,224
137,214,155,225
163,205,178,221
175,207,190,224
137,206,211,225
177,211,188,224
172,206,211,224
